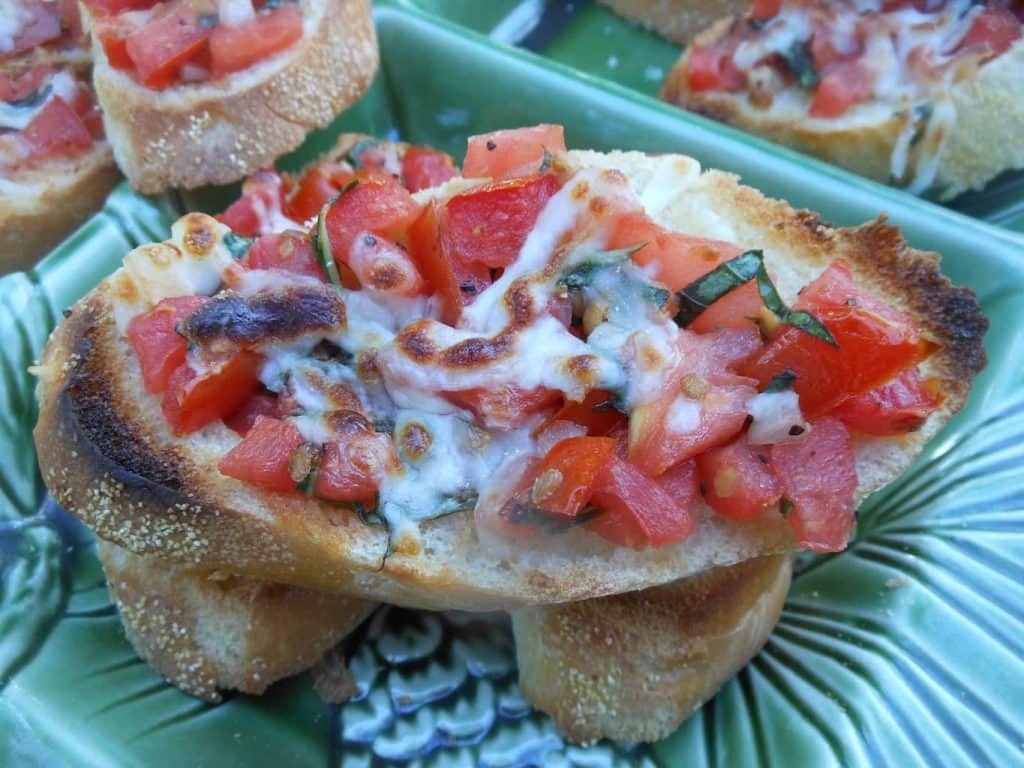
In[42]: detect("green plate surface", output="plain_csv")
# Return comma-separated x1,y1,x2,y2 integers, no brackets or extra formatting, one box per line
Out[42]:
407,0,1024,236
2,5,1024,766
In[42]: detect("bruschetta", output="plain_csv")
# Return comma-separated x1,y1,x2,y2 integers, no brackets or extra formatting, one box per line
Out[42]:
1,0,119,272
662,0,1024,199
81,0,379,193
33,124,986,613
597,0,750,45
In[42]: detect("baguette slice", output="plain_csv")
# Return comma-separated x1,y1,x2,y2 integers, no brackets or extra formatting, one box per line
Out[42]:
597,0,749,45
97,540,375,701
0,141,120,273
87,0,378,193
662,13,1024,200
33,148,986,611
512,554,792,744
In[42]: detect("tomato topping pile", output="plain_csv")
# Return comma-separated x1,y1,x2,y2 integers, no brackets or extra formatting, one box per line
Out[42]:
127,123,946,556
687,0,1022,118
86,0,303,90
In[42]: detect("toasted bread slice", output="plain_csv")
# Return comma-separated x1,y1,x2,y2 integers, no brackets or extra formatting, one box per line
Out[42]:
97,540,375,701
512,554,792,744
87,0,378,193
662,13,1024,200
0,141,120,273
597,0,749,45
33,149,986,611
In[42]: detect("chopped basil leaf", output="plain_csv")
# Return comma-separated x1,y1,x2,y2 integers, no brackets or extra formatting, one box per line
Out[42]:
345,138,380,169
197,13,218,28
373,419,395,434
557,243,644,290
764,370,797,393
432,490,478,518
640,283,671,310
780,41,818,88
8,83,51,109
222,231,253,259
539,146,552,173
756,262,837,346
313,181,358,288
780,498,795,518
592,393,628,415
355,502,387,527
674,250,762,326
505,501,604,534
311,338,353,364
290,442,322,495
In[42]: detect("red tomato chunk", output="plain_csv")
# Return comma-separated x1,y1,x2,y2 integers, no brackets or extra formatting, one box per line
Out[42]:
219,416,303,492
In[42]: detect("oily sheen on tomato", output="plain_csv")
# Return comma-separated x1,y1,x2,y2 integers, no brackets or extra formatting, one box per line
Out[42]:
809,61,876,118
209,6,303,79
531,436,617,517
463,124,566,180
219,416,303,492
743,262,928,418
402,147,457,193
21,97,93,163
218,171,285,237
324,173,423,261
445,386,562,430
697,436,782,521
126,295,208,393
125,0,211,89
313,433,392,503
832,367,941,435
247,231,326,281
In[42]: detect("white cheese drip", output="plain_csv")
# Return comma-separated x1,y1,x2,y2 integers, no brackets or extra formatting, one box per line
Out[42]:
0,70,78,131
0,0,30,55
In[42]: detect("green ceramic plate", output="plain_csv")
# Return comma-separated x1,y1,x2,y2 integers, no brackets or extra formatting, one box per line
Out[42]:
407,0,1024,236
2,5,1024,766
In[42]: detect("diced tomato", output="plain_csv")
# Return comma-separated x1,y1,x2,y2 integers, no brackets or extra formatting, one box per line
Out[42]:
687,44,745,92
609,211,761,332
444,174,561,269
125,0,211,89
402,147,458,193
832,367,942,436
408,201,491,325
743,262,929,418
346,234,426,296
82,0,158,14
6,3,63,59
314,432,393,503
750,0,782,18
324,172,423,263
629,326,763,475
126,295,208,393
93,15,135,70
540,389,626,437
21,96,93,162
956,8,1021,56
588,457,695,548
0,66,55,102
809,61,876,118
446,386,562,430
223,392,280,435
697,437,782,521
246,231,326,281
463,124,566,180
283,167,348,225
218,170,286,237
162,351,263,434
771,417,858,552
209,5,302,79
655,459,701,507
810,19,865,71
530,437,616,517
218,416,302,492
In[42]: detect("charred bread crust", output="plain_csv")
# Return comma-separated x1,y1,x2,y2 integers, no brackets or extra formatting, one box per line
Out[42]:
0,144,120,273
597,0,749,45
33,154,986,611
98,541,375,701
662,19,1024,199
512,555,793,744
91,0,379,193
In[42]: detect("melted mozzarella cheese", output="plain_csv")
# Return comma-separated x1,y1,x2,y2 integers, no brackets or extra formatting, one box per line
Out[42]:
0,0,30,55
218,0,254,26
0,70,78,131
747,389,808,445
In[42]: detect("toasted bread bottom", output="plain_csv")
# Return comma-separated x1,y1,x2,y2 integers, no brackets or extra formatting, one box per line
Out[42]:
97,541,375,701
512,554,793,744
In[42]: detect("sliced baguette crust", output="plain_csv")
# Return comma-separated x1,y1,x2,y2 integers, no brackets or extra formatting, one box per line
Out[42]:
91,0,378,193
662,19,1024,200
97,540,374,701
512,554,792,744
0,142,120,274
597,0,749,45
33,150,986,611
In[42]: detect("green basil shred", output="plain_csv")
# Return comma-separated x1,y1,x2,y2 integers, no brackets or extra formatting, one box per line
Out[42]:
781,41,819,88
764,370,797,393
312,180,358,288
222,231,253,259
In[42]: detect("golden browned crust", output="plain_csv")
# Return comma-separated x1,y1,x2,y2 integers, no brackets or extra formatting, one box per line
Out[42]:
0,143,121,274
597,0,748,45
98,541,375,701
92,0,379,193
32,152,985,611
662,19,1024,199
512,555,793,744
